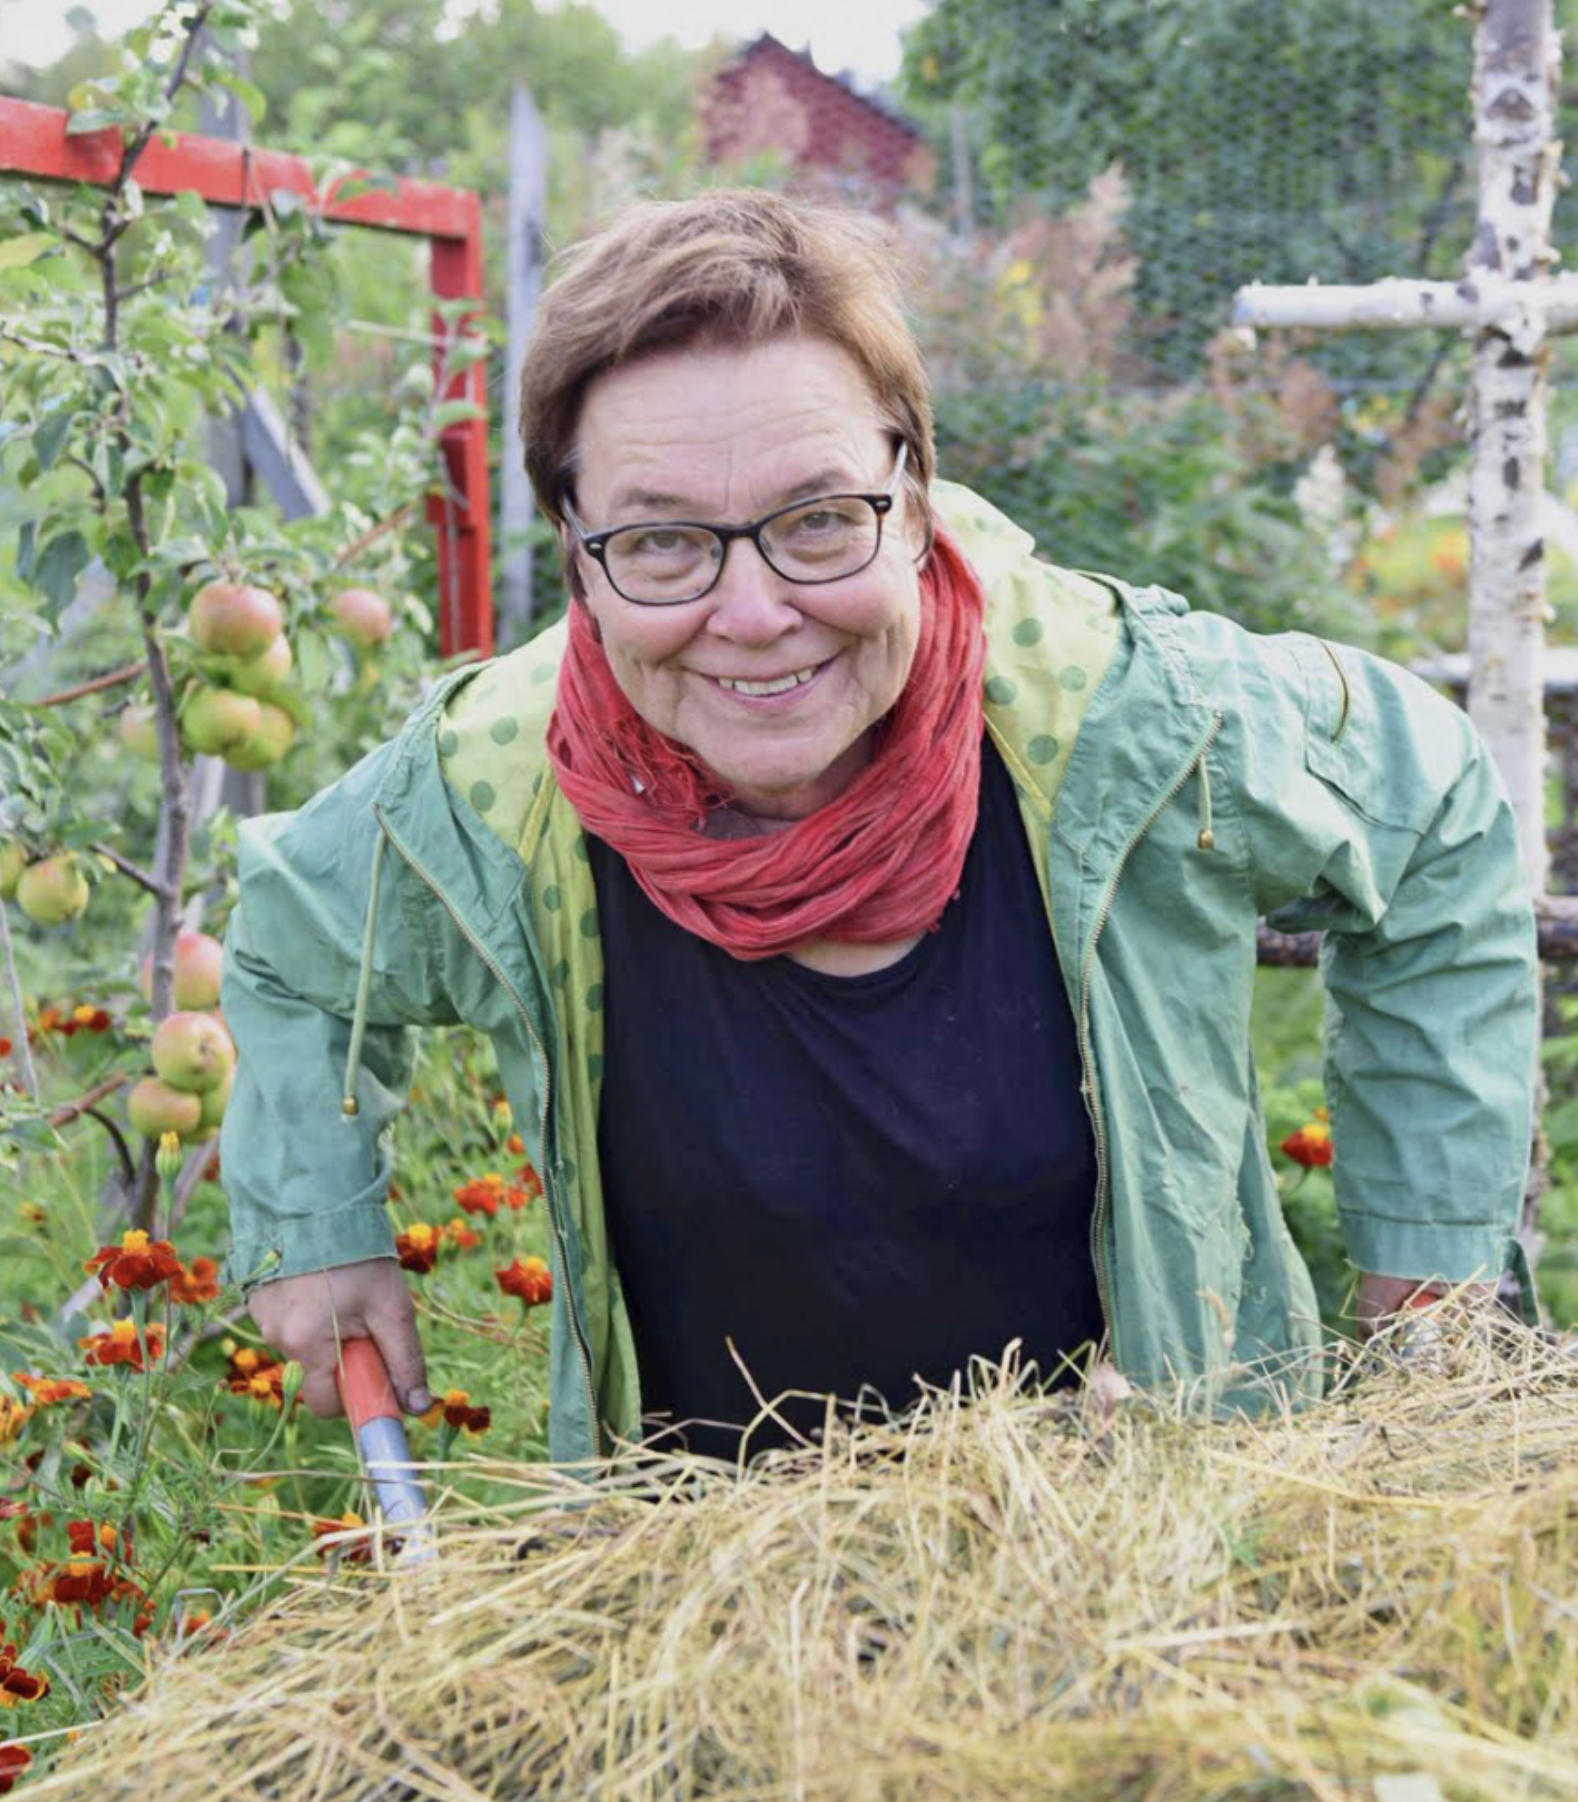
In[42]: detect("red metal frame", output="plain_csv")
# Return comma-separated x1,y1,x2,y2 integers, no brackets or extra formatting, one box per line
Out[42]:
0,99,494,658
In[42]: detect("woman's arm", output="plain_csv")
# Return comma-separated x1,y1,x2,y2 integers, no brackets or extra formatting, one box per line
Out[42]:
1216,624,1539,1306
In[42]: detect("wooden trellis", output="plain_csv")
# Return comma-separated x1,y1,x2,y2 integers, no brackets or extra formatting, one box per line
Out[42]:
0,96,495,659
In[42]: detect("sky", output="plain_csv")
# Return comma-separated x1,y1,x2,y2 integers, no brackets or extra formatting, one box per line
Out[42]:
0,0,932,86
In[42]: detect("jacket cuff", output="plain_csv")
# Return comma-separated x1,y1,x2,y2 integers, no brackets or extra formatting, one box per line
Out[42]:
223,1203,398,1300
1339,1211,1514,1284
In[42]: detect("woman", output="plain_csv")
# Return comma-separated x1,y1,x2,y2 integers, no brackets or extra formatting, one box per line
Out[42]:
224,191,1537,1465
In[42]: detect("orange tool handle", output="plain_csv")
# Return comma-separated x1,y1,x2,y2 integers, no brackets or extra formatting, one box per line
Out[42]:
337,1337,402,1430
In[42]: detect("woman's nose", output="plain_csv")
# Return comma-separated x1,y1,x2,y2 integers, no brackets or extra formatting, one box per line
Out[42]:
701,539,803,640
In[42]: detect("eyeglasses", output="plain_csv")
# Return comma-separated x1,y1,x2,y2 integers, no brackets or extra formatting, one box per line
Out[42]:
563,441,909,607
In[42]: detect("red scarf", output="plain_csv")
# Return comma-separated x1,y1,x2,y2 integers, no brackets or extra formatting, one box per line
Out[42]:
546,521,986,961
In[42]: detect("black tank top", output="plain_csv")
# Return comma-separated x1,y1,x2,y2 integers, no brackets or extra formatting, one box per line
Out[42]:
589,738,1102,1461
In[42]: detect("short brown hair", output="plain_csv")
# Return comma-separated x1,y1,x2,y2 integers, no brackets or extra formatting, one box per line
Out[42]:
518,189,934,546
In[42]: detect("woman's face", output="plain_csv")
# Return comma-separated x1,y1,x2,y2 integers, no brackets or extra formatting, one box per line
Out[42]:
569,336,924,823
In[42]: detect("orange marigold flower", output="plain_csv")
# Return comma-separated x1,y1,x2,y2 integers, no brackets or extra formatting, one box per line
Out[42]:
22,1558,115,1610
396,1222,442,1274
505,1132,525,1156
233,1369,284,1409
0,1623,49,1707
71,1004,96,1026
66,1519,127,1561
12,1374,91,1407
0,1743,32,1794
0,1401,30,1447
443,1218,482,1251
0,1040,10,1059
222,1345,285,1406
420,1389,491,1436
170,1256,220,1304
1279,1119,1334,1168
79,1318,165,1371
84,1228,184,1292
88,1009,113,1033
453,1174,502,1218
311,1511,373,1564
496,1255,553,1307
513,1162,544,1205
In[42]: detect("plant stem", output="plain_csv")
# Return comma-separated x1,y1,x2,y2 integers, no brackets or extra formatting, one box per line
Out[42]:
91,841,173,902
31,662,147,709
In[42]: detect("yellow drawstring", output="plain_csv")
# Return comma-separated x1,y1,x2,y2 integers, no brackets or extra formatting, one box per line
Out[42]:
342,831,387,1119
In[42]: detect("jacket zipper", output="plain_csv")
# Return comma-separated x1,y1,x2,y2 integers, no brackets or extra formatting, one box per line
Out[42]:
1076,711,1224,1364
371,805,601,1446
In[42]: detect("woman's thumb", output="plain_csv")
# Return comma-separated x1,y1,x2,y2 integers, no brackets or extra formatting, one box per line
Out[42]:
373,1317,432,1415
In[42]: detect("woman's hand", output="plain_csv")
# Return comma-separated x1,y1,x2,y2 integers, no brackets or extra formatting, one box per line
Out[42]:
246,1258,433,1420
1354,1272,1495,1339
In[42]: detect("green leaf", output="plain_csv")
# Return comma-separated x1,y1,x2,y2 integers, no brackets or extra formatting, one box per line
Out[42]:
65,110,123,137
32,530,91,616
215,71,268,126
440,336,491,372
32,405,77,473
1,1118,66,1153
429,399,486,433
0,233,53,272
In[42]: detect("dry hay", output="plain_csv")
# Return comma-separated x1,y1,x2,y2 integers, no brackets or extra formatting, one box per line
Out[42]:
30,1328,1578,1801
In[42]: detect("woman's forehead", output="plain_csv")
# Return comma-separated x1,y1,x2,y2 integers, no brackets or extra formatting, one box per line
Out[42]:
575,337,887,510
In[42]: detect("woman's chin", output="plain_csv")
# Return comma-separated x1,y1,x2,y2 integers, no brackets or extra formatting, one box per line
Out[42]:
718,736,876,824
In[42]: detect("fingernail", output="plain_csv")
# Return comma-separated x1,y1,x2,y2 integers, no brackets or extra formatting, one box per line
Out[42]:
407,1387,433,1413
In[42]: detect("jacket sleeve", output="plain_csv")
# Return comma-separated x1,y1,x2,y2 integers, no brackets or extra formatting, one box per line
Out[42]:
218,736,463,1297
1233,630,1538,1283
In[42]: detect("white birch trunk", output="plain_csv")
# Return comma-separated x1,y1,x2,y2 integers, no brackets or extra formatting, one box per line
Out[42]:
1234,272,1578,341
1467,0,1560,893
1469,0,1560,1277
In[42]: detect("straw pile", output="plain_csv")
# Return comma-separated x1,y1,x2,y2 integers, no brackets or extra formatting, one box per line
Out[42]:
36,1328,1578,1801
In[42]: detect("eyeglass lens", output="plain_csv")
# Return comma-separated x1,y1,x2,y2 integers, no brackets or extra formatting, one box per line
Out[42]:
604,496,883,603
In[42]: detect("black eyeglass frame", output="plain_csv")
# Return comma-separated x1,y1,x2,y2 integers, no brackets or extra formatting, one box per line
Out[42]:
562,440,910,607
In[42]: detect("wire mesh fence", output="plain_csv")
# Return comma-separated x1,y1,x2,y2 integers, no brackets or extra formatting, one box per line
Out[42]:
887,0,1495,654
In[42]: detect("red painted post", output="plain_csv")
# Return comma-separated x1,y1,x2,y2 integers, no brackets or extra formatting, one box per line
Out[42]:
0,98,494,658
429,195,494,661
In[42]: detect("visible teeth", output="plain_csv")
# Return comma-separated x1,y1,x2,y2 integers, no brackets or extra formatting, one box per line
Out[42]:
719,667,816,696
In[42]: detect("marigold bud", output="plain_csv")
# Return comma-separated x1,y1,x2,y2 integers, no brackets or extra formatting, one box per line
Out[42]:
156,1131,184,1181
280,1361,305,1409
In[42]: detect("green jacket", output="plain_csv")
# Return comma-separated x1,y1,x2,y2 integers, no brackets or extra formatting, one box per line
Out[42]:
219,484,1537,1466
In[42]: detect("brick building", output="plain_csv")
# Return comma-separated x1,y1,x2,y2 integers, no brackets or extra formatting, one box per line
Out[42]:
702,34,934,205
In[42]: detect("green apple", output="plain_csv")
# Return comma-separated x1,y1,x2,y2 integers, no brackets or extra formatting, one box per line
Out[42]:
150,1010,236,1095
118,705,162,763
181,686,262,758
188,581,284,658
127,1076,204,1139
229,634,294,699
0,840,28,901
225,701,296,771
15,853,89,925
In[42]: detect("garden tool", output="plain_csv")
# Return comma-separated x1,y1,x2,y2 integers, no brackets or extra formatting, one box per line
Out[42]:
336,1337,437,1568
